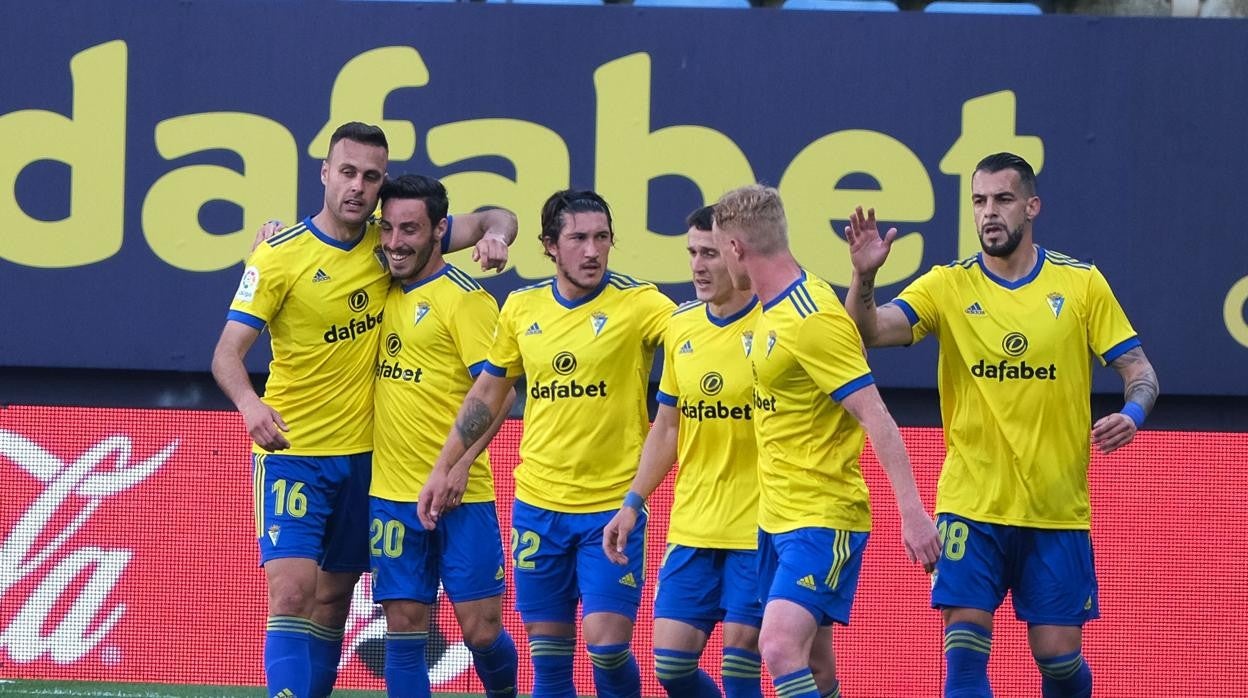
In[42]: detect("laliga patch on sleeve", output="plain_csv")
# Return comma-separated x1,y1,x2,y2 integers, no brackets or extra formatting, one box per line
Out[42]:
234,266,261,303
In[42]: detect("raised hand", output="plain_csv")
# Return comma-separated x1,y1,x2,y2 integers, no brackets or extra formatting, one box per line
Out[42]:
844,206,898,276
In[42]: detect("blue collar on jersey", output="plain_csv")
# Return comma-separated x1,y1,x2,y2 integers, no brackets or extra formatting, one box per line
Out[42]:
305,216,367,251
976,245,1046,290
401,262,451,293
552,272,610,309
706,295,759,327
762,269,808,312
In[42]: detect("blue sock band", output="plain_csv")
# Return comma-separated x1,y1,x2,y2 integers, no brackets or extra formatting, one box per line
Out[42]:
773,668,821,698
265,616,314,698
587,642,642,698
944,622,992,697
384,631,431,698
468,629,518,697
721,647,762,698
653,647,720,697
529,635,577,698
1036,649,1092,698
820,681,842,698
307,621,344,698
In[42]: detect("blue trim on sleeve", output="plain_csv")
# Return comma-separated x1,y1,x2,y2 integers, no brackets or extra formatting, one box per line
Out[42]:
226,310,266,330
830,373,875,402
467,359,486,378
892,298,920,326
482,361,510,377
1102,336,1141,364
656,391,678,407
441,214,454,254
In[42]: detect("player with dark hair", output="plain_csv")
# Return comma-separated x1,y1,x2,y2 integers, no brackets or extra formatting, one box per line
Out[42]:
844,152,1159,697
212,121,515,698
603,204,764,697
370,174,519,697
713,184,940,698
421,189,675,698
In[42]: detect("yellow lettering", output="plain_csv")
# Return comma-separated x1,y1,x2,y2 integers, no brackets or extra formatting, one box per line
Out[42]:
309,46,428,160
427,119,570,280
940,90,1045,258
0,41,126,268
780,131,932,287
1224,275,1248,349
142,113,298,271
593,53,754,283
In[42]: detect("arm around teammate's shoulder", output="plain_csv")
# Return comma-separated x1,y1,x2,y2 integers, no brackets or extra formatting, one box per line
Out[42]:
445,207,518,273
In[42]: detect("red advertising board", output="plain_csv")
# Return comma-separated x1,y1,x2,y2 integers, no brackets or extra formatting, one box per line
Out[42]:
1,406,1246,694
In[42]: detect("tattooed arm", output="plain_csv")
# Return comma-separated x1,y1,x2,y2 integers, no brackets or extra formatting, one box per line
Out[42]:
1092,346,1159,454
844,206,915,347
418,373,518,529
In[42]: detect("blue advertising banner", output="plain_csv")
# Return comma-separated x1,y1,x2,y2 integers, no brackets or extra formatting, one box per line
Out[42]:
1,1,1245,394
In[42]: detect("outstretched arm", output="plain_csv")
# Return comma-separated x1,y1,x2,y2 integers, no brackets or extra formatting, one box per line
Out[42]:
445,208,519,273
603,404,680,564
418,372,517,528
1092,346,1159,454
843,206,917,348
841,384,940,569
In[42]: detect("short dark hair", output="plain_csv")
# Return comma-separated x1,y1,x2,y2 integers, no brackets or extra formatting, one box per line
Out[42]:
538,189,613,259
379,174,449,226
328,121,388,154
685,205,715,232
975,152,1036,196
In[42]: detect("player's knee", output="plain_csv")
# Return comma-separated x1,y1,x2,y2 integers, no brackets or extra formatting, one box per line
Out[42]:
758,626,804,673
582,611,635,646
460,616,504,648
383,600,431,633
267,578,317,617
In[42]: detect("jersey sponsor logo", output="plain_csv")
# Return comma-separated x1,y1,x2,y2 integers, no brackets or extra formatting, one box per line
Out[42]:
680,399,753,422
766,330,777,357
590,311,608,337
1001,331,1028,357
617,572,637,588
375,359,423,383
678,340,693,354
234,266,260,302
700,372,724,396
551,351,577,375
965,301,986,316
752,389,778,413
796,574,817,591
414,301,431,325
1047,292,1066,319
323,310,384,343
525,322,542,335
385,333,402,357
528,378,607,401
970,359,1056,381
312,268,330,283
742,330,754,357
348,289,370,313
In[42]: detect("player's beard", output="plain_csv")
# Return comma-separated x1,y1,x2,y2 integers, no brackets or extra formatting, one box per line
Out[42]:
388,239,435,285
979,220,1025,258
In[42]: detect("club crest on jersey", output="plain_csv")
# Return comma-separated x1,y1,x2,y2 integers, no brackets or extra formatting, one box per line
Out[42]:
414,301,431,325
590,311,608,337
267,525,280,546
234,266,260,303
742,330,754,357
766,330,777,357
1046,292,1065,319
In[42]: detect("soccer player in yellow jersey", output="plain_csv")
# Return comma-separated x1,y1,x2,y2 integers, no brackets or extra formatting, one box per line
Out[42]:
421,190,676,698
211,122,514,698
712,184,941,698
369,174,518,698
602,205,763,698
844,153,1159,698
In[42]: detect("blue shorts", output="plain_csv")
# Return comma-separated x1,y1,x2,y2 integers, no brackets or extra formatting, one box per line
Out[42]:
757,527,868,627
369,498,506,605
511,499,647,624
931,513,1100,626
253,452,371,572
654,544,764,634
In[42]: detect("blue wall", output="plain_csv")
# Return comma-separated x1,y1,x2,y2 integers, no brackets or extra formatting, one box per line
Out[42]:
2,1,1245,394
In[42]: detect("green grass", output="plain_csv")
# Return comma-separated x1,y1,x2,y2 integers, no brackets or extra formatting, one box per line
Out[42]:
0,680,481,698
